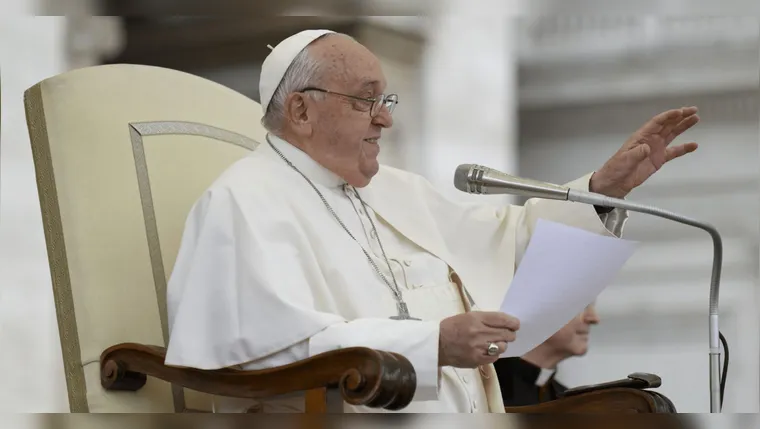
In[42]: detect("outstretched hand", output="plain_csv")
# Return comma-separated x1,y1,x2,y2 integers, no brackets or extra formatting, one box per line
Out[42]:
590,106,700,199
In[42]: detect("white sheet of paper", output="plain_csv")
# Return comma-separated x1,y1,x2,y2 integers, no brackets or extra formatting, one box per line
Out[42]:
500,218,638,357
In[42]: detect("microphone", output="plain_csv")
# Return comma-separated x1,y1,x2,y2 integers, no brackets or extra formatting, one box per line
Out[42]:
454,163,725,413
454,164,570,200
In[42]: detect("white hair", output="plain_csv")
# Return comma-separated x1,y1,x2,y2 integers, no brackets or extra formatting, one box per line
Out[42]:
261,41,326,134
261,33,357,134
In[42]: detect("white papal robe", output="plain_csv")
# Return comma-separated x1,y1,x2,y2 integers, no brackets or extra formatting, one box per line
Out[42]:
164,134,628,413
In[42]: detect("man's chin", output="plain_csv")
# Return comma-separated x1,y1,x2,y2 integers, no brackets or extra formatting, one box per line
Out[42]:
357,172,378,188
348,165,379,188
361,159,380,176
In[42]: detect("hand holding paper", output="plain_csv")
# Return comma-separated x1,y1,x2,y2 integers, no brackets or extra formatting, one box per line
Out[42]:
500,219,638,358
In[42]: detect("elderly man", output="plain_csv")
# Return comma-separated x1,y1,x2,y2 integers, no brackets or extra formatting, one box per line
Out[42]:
496,304,600,407
164,29,699,413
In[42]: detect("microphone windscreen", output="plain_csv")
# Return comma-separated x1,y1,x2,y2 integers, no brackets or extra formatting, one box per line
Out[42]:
453,164,475,191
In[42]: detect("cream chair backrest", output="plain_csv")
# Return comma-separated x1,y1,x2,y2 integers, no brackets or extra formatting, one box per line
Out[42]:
24,64,267,413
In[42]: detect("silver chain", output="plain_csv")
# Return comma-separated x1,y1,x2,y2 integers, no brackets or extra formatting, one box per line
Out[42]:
266,136,416,320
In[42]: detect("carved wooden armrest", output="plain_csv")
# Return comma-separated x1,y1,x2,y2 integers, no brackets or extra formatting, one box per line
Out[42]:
504,387,676,414
100,343,416,411
561,373,661,397
503,372,676,414
513,414,695,429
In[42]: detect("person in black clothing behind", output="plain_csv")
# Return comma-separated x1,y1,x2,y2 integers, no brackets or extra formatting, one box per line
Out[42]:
495,303,600,407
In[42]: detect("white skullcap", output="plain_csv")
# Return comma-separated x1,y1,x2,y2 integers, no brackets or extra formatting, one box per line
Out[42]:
259,29,335,114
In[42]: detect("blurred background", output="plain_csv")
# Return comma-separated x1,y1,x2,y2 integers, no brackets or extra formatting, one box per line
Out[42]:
0,0,758,421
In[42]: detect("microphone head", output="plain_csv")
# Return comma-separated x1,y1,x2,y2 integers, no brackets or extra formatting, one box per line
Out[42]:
454,164,489,194
453,163,570,199
453,164,475,192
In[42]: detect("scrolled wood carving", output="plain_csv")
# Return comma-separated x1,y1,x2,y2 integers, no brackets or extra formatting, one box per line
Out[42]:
504,387,676,414
100,343,416,411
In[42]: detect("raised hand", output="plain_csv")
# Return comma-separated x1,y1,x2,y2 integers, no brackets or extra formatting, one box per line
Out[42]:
590,106,700,199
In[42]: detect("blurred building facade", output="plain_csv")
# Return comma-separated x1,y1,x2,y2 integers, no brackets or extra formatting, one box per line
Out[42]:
0,0,758,417
514,16,759,414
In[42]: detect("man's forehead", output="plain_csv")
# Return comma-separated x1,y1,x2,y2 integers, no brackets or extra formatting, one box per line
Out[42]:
357,78,385,90
312,36,386,89
333,66,387,93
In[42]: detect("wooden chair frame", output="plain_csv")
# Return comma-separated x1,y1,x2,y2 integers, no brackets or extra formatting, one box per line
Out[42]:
102,343,676,413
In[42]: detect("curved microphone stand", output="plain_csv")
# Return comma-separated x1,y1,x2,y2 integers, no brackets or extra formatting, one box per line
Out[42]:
567,189,723,413
454,164,725,413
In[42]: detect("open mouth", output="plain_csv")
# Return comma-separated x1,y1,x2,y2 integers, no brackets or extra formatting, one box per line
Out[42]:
364,138,379,144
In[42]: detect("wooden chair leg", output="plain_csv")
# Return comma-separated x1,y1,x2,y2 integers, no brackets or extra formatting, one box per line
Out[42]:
305,387,345,413
305,388,328,413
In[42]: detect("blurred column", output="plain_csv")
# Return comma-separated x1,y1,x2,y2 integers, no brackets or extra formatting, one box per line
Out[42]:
0,13,71,413
420,0,519,204
45,0,125,69
0,0,122,413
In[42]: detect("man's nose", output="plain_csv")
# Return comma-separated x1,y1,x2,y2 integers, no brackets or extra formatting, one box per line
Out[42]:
371,106,393,128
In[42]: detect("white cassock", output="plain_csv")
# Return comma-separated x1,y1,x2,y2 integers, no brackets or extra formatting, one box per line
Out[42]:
164,134,628,413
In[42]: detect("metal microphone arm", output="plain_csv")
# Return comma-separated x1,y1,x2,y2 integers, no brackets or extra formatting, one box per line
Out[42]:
571,189,723,413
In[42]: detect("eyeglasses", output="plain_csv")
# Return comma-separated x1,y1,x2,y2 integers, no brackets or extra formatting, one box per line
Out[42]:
301,87,398,117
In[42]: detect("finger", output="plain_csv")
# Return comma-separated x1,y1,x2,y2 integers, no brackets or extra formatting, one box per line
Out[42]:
482,327,517,343
665,115,699,144
483,341,508,356
634,111,678,138
642,106,697,134
627,142,651,162
479,341,509,365
649,109,683,127
480,312,520,331
658,109,691,138
679,106,699,117
665,142,698,162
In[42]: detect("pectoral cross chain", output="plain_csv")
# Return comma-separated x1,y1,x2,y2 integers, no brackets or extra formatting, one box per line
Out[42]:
390,302,421,321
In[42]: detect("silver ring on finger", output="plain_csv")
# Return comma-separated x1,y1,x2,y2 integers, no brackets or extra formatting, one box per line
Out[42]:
486,342,499,356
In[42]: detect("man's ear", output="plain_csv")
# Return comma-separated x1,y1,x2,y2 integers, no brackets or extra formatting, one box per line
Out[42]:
284,93,315,136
